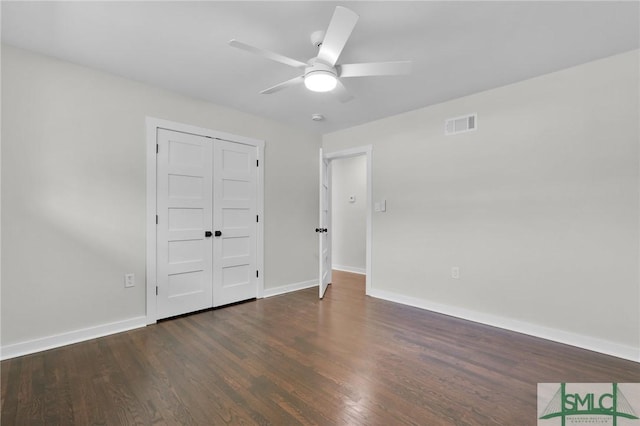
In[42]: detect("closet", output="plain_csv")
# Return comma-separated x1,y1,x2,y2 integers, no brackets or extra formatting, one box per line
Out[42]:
155,128,259,319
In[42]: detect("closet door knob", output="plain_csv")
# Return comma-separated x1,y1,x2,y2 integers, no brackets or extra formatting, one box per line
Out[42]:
205,231,213,237
214,230,222,237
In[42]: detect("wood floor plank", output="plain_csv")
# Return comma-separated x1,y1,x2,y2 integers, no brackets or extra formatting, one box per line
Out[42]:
2,271,639,425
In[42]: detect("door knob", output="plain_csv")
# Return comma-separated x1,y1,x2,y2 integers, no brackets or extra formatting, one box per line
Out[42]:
214,230,222,237
205,231,213,237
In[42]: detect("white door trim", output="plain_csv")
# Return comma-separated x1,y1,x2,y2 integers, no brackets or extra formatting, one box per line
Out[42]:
323,145,373,296
146,117,265,325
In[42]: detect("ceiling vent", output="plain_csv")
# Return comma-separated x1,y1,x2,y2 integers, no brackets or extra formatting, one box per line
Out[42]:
445,113,477,135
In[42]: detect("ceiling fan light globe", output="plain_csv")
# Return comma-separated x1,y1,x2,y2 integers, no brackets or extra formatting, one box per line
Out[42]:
304,70,337,92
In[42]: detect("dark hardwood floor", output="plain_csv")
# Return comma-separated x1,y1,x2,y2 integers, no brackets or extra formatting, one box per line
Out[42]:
2,270,639,425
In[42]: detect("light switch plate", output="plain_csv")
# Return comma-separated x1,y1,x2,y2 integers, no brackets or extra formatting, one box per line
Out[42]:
374,200,387,212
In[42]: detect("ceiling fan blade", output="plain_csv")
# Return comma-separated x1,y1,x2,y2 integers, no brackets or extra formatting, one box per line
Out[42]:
333,80,355,103
260,75,305,94
338,61,413,78
229,39,307,69
317,6,359,66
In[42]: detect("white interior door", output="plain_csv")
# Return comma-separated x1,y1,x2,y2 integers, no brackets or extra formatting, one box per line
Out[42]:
319,149,332,298
157,129,213,319
213,140,258,306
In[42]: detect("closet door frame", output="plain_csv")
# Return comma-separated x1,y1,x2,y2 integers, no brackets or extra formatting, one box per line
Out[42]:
145,117,265,325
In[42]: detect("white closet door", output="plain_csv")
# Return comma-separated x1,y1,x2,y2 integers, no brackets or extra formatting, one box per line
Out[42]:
157,129,213,319
212,140,258,306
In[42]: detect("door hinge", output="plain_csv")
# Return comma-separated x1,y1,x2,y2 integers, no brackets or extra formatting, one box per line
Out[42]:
256,159,259,167
156,215,158,224
256,270,259,278
256,215,259,223
156,286,158,295
156,143,159,154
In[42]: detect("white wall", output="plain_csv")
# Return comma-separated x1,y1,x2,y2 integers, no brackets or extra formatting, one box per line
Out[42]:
331,156,366,274
323,50,640,360
1,45,320,349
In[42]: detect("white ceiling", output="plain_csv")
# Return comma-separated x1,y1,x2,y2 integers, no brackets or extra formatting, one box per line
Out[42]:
2,1,638,134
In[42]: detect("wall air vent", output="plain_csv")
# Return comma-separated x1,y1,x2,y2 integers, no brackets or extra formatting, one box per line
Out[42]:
445,113,477,135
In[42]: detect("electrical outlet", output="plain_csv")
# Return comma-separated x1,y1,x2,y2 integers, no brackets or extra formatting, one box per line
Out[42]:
451,267,460,279
124,273,135,288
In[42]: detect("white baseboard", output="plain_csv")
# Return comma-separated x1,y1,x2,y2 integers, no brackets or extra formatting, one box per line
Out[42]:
368,288,639,363
1,316,147,360
332,265,366,275
263,279,318,298
6,290,635,363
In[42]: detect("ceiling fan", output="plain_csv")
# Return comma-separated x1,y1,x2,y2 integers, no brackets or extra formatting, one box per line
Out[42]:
228,6,412,103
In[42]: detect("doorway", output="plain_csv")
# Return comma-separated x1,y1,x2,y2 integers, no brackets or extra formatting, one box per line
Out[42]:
331,155,367,277
319,146,372,297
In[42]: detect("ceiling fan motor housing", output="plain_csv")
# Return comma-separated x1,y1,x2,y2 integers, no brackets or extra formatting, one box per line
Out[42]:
305,61,337,78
